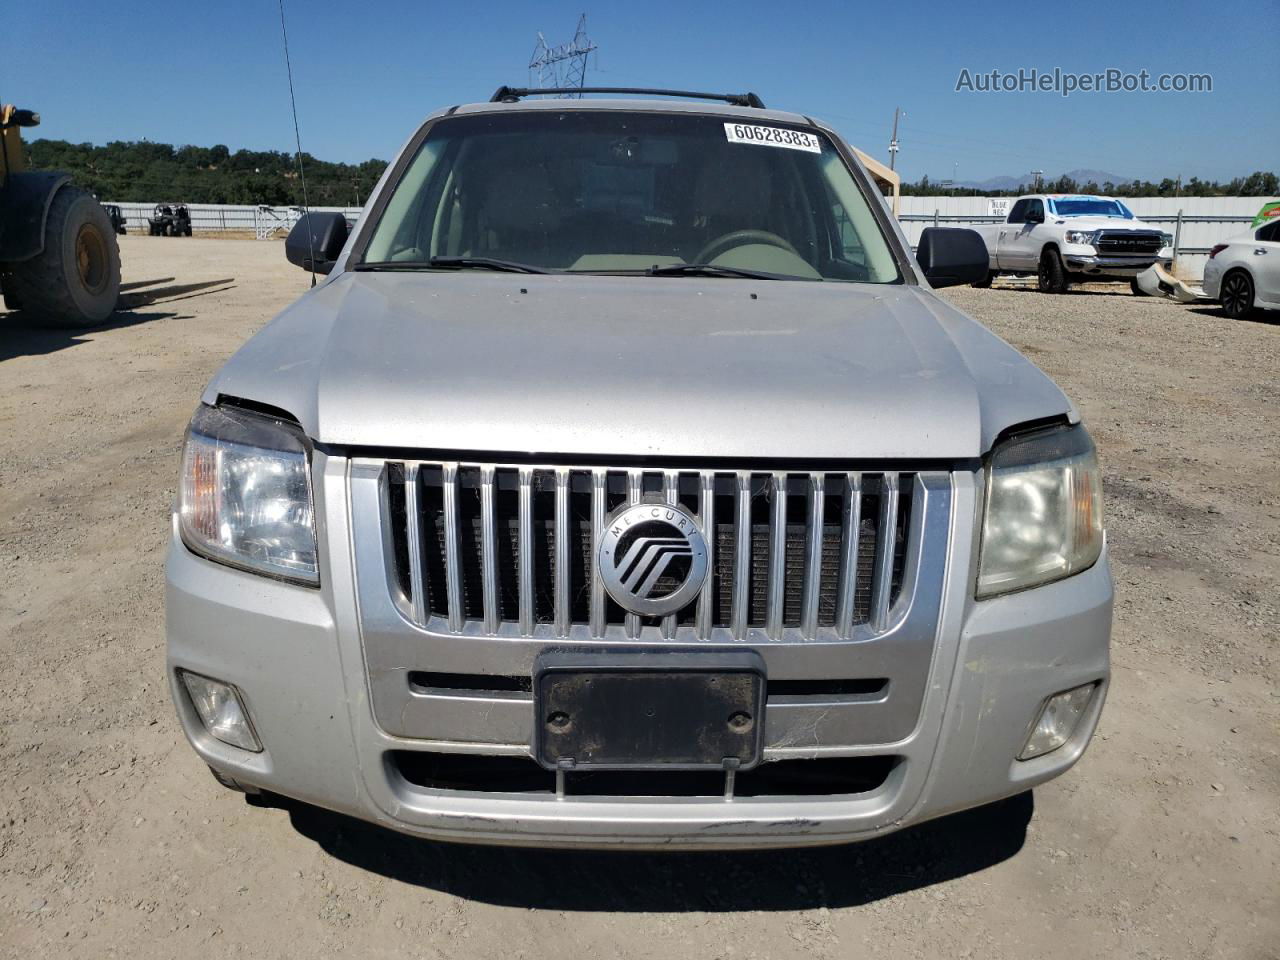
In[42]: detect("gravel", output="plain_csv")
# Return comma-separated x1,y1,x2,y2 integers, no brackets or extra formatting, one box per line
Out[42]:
0,237,1276,958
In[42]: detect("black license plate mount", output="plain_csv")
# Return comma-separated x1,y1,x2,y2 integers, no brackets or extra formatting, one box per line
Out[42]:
533,650,766,772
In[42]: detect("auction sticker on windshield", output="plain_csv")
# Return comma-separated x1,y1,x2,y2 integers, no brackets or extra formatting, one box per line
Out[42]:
724,122,821,153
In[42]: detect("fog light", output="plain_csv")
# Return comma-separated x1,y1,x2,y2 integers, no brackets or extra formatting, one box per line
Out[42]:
1019,683,1096,760
179,671,262,752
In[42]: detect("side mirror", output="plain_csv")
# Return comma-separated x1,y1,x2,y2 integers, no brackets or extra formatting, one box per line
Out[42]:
917,227,990,288
286,212,349,275
1024,208,1045,224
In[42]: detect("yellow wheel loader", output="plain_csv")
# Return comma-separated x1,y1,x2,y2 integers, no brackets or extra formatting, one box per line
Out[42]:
1,100,120,327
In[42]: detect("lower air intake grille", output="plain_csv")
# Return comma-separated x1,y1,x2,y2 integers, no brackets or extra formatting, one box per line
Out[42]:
391,750,899,798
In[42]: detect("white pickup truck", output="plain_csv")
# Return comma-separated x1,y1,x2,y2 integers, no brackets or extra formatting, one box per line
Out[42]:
972,195,1172,293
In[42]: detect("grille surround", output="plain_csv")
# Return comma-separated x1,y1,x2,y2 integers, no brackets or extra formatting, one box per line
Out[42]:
1093,229,1165,255
379,461,934,644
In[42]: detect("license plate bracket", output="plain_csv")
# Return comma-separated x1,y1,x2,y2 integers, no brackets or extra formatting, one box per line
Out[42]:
533,650,766,772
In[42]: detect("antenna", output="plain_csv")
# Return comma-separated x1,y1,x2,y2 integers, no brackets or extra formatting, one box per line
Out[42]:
278,0,316,287
528,14,598,96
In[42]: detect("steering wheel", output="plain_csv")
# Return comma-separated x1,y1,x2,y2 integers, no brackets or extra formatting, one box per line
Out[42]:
694,229,799,264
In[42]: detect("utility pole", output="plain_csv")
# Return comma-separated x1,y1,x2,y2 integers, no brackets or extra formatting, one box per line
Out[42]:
1031,169,1044,191
888,107,903,171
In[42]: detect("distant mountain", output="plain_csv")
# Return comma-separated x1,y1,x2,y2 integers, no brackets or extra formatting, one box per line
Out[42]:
952,169,1133,191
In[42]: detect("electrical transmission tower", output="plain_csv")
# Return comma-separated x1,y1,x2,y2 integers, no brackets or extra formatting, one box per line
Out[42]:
528,14,597,95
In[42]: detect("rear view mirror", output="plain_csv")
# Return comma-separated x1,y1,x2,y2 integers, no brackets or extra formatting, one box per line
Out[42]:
285,212,348,274
917,227,989,288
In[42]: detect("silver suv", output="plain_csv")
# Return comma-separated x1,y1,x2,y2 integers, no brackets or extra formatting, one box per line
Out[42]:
166,88,1112,849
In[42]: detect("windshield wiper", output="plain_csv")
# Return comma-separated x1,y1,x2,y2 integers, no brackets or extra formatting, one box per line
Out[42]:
355,256,549,274
643,263,809,281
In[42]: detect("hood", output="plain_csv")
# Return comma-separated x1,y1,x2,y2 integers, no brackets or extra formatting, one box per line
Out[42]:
204,272,1073,460
1054,215,1158,231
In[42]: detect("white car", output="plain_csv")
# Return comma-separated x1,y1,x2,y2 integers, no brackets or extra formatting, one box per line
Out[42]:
971,195,1172,293
1202,218,1280,318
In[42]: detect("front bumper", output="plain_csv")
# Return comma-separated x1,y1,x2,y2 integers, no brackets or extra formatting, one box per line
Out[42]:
1063,252,1172,277
165,457,1112,849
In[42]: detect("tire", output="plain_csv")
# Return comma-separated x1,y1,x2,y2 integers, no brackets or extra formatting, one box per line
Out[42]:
1219,270,1255,319
1037,248,1069,293
972,270,995,289
7,186,120,328
1130,278,1146,296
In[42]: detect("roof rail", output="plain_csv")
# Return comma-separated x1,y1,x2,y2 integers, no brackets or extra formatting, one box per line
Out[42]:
489,86,766,109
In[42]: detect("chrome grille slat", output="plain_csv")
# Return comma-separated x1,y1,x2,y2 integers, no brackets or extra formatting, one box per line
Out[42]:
871,472,899,633
835,472,863,639
801,473,825,637
695,471,716,640
553,468,570,638
589,468,607,638
731,472,753,641
479,466,499,635
517,467,534,636
624,469,643,639
403,464,428,625
441,462,463,633
383,459,935,643
661,470,681,639
766,472,787,640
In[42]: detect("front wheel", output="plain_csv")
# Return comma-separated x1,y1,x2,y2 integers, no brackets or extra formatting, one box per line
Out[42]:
1037,248,1069,294
6,186,121,327
1219,270,1255,319
972,270,994,289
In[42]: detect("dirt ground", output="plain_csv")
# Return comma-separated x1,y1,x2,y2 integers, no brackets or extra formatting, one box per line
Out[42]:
1,235,1276,959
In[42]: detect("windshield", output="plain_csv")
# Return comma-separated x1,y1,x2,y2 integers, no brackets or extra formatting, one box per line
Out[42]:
1048,197,1134,219
360,110,900,283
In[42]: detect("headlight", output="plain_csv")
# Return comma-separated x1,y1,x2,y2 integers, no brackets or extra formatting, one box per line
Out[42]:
977,423,1103,598
1064,230,1096,245
178,403,318,584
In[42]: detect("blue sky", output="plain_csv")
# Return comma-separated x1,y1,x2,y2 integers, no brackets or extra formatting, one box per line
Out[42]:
7,0,1277,182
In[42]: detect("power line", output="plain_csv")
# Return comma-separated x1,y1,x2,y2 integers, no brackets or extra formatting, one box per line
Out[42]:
277,0,315,286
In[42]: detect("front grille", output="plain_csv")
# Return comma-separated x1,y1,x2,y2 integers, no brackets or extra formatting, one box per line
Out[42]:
1094,229,1164,254
382,462,919,642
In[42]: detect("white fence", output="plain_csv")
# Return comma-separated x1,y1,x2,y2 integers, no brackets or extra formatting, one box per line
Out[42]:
107,203,362,239
895,195,1276,280
110,195,1276,279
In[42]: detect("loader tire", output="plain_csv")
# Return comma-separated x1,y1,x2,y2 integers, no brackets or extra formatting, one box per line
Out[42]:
8,186,120,327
